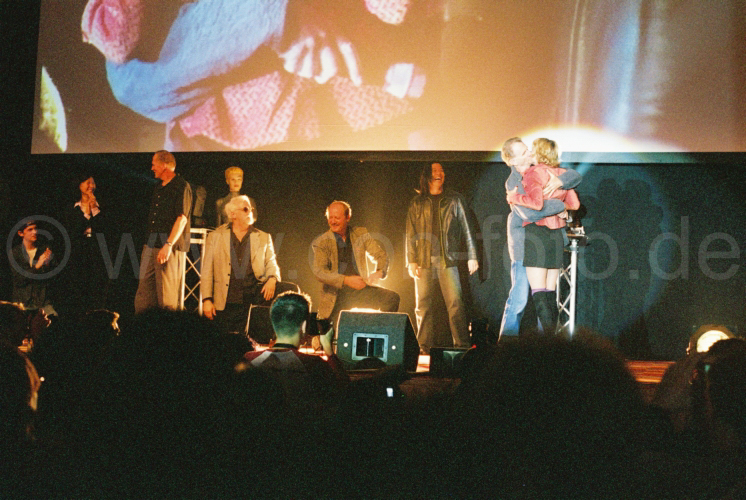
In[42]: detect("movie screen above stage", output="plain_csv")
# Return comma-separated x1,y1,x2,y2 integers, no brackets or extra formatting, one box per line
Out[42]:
33,0,745,158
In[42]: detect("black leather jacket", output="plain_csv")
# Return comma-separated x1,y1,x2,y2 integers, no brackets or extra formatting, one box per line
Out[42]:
405,190,478,268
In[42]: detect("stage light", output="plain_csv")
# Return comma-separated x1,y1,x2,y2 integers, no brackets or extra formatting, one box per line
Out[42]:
688,324,735,354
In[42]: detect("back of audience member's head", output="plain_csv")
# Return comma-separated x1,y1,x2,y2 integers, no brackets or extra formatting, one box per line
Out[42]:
87,309,266,497
332,365,410,497
702,337,746,359
688,325,735,355
352,356,387,371
337,371,406,425
82,309,120,348
270,291,310,340
704,348,746,451
0,344,40,443
691,338,746,453
458,343,498,387
0,301,28,348
0,344,41,497
450,334,646,498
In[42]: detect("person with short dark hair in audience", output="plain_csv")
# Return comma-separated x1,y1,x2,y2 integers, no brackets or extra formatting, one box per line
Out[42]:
79,309,274,498
28,308,122,449
244,291,348,414
683,338,746,498
10,220,58,316
0,300,51,350
447,335,652,498
652,327,737,434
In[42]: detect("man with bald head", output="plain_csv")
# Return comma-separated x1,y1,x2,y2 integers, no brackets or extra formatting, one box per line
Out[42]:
135,150,192,313
312,201,399,328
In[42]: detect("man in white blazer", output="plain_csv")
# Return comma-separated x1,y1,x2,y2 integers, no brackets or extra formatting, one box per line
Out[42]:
202,195,291,334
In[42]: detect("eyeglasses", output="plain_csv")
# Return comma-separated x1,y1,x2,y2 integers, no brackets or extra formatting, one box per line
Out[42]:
241,207,250,213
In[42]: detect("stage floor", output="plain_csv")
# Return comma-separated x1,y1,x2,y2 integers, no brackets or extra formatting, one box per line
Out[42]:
415,355,671,402
292,347,673,403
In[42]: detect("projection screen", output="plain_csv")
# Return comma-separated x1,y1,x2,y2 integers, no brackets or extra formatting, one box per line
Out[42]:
32,0,746,158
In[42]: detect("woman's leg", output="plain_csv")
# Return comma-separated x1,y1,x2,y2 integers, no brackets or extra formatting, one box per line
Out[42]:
525,266,548,290
526,267,549,333
526,266,560,335
545,269,560,291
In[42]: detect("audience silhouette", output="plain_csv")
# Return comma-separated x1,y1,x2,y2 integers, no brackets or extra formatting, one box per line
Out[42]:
2,301,746,498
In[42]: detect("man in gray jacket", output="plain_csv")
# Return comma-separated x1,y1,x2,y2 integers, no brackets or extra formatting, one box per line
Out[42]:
312,201,399,328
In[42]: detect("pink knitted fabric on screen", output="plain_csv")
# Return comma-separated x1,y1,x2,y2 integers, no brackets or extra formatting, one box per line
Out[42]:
81,0,143,64
365,0,410,24
83,0,416,149
177,72,413,150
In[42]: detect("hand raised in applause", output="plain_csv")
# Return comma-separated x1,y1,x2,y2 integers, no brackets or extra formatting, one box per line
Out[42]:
34,248,53,269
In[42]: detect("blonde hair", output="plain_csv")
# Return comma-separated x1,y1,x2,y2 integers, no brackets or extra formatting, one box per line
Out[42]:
224,166,243,181
532,138,560,167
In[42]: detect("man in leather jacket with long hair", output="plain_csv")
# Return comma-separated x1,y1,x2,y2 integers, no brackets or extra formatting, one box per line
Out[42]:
405,163,478,354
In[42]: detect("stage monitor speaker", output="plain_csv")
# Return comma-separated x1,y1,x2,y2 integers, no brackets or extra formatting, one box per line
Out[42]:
429,347,470,378
336,311,420,371
247,305,275,344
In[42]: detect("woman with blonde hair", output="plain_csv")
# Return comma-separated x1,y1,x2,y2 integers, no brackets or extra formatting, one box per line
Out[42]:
506,138,580,334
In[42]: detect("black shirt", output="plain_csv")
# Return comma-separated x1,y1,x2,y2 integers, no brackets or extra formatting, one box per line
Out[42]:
429,193,443,255
145,174,192,251
334,229,360,276
226,226,259,304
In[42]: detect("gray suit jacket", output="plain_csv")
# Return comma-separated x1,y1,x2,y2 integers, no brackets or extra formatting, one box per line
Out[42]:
311,227,389,319
201,224,280,311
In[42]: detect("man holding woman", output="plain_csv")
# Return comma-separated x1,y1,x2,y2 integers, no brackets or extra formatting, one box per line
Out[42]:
500,137,581,338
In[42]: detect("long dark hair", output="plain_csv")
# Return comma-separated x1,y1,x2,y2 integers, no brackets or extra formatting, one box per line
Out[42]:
416,163,440,196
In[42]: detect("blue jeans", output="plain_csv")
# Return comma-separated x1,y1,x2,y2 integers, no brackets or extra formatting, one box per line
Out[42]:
499,260,530,338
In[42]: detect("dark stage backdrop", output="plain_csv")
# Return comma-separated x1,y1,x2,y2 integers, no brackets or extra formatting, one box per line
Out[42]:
2,1,745,360
1,153,744,361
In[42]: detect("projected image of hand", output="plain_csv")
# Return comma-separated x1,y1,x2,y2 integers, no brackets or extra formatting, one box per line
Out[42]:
278,25,362,86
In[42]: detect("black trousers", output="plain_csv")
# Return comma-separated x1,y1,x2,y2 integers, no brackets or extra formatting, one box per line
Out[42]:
329,285,400,328
215,281,299,334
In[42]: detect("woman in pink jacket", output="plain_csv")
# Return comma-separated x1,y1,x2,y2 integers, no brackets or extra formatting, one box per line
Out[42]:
507,138,580,334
